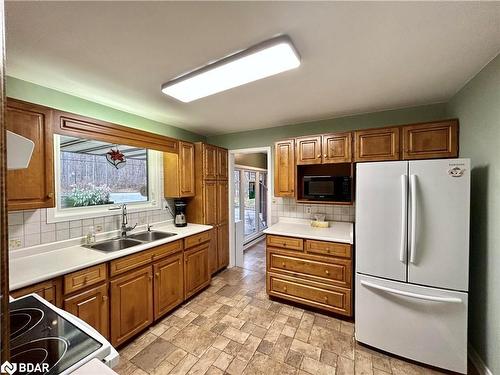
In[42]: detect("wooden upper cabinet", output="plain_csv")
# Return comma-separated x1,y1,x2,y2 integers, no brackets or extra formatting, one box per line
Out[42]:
184,243,210,299
6,100,55,211
322,132,352,163
64,283,109,339
153,252,184,320
164,142,195,198
402,120,458,160
203,144,218,180
217,147,228,180
274,140,295,197
296,136,322,165
354,127,400,162
217,180,229,225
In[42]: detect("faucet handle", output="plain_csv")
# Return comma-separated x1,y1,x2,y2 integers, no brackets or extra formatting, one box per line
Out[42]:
147,223,153,232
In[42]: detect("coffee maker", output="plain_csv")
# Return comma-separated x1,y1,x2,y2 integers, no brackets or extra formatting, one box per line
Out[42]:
174,200,187,227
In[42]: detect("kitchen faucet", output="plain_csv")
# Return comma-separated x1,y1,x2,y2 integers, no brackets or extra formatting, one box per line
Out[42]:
120,204,137,238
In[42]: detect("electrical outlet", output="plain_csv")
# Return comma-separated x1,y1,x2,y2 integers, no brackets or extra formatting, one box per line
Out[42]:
95,225,103,233
305,207,312,214
9,239,22,249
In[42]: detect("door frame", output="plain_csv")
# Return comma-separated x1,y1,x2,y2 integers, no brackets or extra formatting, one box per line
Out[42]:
229,147,272,268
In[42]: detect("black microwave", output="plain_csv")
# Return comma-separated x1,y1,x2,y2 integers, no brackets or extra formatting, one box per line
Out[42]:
302,175,351,202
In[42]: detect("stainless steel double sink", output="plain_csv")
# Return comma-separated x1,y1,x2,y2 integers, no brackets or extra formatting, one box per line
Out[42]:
87,231,177,252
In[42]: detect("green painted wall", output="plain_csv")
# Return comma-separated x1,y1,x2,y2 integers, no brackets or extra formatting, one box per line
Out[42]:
234,153,267,169
6,76,205,142
447,54,500,374
207,103,448,149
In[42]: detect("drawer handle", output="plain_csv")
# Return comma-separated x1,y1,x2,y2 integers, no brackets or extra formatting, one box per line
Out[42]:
102,295,108,302
281,262,286,268
323,296,328,302
83,276,88,284
325,270,330,275
155,272,160,278
283,286,288,292
282,243,287,247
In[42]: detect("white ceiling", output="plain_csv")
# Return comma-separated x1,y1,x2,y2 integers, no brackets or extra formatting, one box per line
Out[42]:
5,2,500,136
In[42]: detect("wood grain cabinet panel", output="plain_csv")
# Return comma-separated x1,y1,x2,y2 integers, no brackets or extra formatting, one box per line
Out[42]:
11,278,63,308
110,266,153,346
203,144,218,180
64,264,107,294
6,99,54,211
305,240,352,259
322,132,352,163
354,127,400,162
203,180,218,225
217,223,229,269
266,235,304,251
274,140,295,197
217,180,229,225
163,142,195,198
184,230,211,249
402,120,458,160
208,228,218,274
217,147,228,180
153,253,184,320
64,283,109,339
296,136,322,165
184,243,210,299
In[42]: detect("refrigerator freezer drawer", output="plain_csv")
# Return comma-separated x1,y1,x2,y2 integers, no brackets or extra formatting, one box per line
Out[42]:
355,274,467,374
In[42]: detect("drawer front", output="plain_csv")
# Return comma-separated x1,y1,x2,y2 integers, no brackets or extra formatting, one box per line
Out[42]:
151,240,183,261
268,273,351,316
266,235,303,251
268,252,351,288
184,231,211,249
305,240,351,259
110,250,153,277
64,264,107,294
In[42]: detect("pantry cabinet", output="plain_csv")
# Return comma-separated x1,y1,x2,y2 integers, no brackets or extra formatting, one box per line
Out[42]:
110,265,154,346
354,127,400,162
164,141,195,198
153,252,184,320
274,139,295,197
6,99,55,211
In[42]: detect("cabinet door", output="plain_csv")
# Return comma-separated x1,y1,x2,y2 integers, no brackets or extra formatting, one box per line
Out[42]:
296,136,322,165
184,243,210,299
153,253,184,320
179,141,195,196
208,228,218,274
402,120,458,160
203,180,218,225
203,144,218,180
274,140,295,197
110,266,153,346
217,147,228,180
217,180,229,225
217,223,229,270
64,283,109,339
322,132,352,163
354,127,400,162
6,99,54,211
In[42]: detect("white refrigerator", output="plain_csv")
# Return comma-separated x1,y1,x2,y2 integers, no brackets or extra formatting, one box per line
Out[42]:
355,158,470,374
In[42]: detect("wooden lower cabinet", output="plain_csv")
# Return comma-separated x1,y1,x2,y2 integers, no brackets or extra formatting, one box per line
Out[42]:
11,278,63,308
217,223,229,269
208,228,218,274
110,265,153,346
153,253,184,320
64,283,109,339
184,243,210,299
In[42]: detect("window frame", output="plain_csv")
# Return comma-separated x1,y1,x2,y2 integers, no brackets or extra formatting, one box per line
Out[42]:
47,134,162,223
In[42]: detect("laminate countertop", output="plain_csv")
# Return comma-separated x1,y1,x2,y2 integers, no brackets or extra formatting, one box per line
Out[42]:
9,221,212,291
263,218,353,244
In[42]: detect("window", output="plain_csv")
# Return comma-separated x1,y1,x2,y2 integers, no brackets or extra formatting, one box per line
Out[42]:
48,135,162,222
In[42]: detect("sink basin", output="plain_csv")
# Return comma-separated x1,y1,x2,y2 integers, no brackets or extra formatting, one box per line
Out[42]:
128,231,177,242
89,238,143,252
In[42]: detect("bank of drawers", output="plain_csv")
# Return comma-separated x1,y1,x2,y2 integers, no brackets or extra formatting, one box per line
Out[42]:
266,235,352,317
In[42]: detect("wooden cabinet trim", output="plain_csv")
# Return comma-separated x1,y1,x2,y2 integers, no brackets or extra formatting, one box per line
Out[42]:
64,263,107,294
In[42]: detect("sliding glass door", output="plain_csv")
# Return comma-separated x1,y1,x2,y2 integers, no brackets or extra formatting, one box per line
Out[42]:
234,167,268,244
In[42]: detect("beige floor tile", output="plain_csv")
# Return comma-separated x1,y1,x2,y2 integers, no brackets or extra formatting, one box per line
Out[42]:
337,356,355,375
222,326,251,344
257,339,274,355
120,332,158,360
226,357,249,375
169,353,199,375
285,350,304,368
282,325,297,338
150,359,175,375
213,352,234,371
308,325,354,360
165,348,188,366
172,324,218,357
205,366,225,375
212,336,231,351
289,339,321,361
130,338,177,373
237,335,262,362
188,347,221,375
300,356,336,375
270,334,293,363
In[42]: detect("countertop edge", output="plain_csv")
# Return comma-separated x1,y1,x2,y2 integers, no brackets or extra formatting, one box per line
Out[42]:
262,228,353,244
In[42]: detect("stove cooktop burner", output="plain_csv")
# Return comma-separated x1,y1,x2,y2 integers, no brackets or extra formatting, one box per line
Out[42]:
9,295,103,374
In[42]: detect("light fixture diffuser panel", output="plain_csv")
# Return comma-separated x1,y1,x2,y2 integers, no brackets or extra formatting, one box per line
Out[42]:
162,35,300,102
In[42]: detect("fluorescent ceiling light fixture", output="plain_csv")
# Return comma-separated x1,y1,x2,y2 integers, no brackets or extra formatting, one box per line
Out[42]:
161,35,301,102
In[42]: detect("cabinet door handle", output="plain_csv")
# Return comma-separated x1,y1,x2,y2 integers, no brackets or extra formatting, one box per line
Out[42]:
281,262,286,267
47,192,54,198
323,296,328,302
325,270,330,275
155,272,160,278
324,154,327,158
148,275,153,281
283,286,288,292
102,295,108,303
317,154,321,158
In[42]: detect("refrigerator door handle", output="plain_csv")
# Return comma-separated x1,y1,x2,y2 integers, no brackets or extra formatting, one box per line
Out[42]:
400,175,408,263
409,174,417,263
360,280,463,303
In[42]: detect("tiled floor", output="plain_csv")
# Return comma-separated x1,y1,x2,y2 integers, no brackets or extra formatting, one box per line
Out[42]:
115,242,474,375
242,239,266,273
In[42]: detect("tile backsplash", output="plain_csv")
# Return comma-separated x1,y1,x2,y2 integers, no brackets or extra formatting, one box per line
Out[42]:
271,197,355,225
8,202,175,251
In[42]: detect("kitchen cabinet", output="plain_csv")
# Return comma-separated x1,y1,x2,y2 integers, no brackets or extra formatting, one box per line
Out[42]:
64,283,109,339
203,180,218,225
296,136,322,165
208,228,218,274
354,127,400,162
322,132,352,163
402,120,458,160
153,252,184,320
203,144,218,180
6,99,55,211
11,278,62,308
217,180,229,225
274,140,295,197
217,147,228,180
184,243,210,299
110,265,153,346
217,223,229,269
266,235,353,317
164,141,195,198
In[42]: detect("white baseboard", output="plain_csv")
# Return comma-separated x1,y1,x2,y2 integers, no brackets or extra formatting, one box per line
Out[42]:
468,344,493,375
